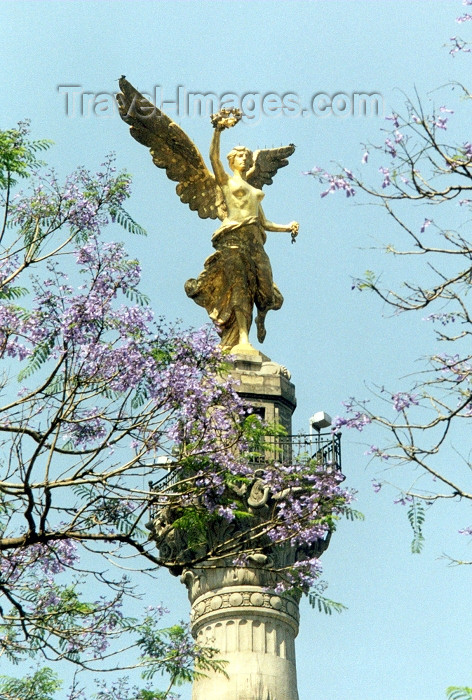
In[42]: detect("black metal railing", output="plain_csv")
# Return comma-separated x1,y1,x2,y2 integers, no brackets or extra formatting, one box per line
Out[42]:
149,468,180,498
247,431,341,471
285,431,342,471
148,432,342,511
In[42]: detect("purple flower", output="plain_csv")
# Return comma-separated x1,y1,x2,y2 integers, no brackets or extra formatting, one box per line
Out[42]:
394,130,404,144
217,504,236,522
420,218,432,233
385,113,400,128
385,138,397,158
463,142,472,158
449,36,472,55
379,166,391,188
393,494,413,506
332,411,371,433
302,166,323,176
423,311,458,325
391,392,419,412
365,446,390,461
320,172,355,198
434,117,448,130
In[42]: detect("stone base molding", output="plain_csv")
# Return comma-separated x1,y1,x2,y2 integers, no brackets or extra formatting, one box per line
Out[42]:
190,585,300,700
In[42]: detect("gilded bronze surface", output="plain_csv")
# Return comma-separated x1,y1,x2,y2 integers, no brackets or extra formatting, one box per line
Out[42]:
118,78,298,354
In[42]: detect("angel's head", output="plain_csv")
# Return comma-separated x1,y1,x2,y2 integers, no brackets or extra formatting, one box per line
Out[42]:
227,146,253,175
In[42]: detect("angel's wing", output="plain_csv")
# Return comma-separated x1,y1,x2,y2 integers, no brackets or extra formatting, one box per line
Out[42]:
117,77,225,220
246,144,296,190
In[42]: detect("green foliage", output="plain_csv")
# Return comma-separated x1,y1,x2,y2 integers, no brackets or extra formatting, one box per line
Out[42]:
124,286,151,307
354,269,378,291
342,508,365,522
446,687,472,700
407,497,425,554
131,382,149,409
308,589,347,615
0,286,29,300
138,619,228,686
242,414,287,462
173,507,211,549
135,692,170,700
110,204,147,236
0,667,62,700
17,337,56,381
150,343,176,368
0,121,52,189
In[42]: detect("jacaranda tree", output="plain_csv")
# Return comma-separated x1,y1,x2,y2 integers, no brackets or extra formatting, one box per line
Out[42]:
0,122,352,699
306,5,472,697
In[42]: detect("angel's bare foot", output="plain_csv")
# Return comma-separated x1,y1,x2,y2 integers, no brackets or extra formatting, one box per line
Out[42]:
256,312,266,343
234,310,250,346
211,108,242,131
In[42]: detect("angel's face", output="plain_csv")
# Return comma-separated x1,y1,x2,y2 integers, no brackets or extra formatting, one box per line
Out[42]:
228,149,251,174
233,152,248,170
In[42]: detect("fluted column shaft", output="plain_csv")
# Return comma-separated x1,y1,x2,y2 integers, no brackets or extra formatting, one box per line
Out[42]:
182,567,300,700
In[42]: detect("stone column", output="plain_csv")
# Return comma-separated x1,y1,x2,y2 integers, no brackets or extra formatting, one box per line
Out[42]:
229,351,296,436
148,353,332,699
182,564,300,700
229,351,297,464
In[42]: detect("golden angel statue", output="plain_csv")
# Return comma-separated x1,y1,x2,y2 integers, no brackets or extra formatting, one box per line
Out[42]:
117,78,299,354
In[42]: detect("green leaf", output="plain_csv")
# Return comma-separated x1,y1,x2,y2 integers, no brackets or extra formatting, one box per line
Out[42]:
0,123,52,188
446,687,472,700
110,205,147,236
355,269,378,291
124,286,150,307
42,375,65,396
0,667,62,700
407,497,425,554
308,590,347,615
18,336,55,381
0,286,29,300
343,508,365,521
173,508,210,548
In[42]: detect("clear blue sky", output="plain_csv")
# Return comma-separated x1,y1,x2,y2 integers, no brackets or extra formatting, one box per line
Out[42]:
2,1,471,698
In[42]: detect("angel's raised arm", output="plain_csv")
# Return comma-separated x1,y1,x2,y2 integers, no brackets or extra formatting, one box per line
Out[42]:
209,129,228,185
209,109,243,185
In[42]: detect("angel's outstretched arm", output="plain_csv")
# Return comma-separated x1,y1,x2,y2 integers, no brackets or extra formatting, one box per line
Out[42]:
210,129,228,186
259,206,299,236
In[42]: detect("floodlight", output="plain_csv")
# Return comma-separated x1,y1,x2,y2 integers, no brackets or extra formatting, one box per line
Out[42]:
309,411,332,431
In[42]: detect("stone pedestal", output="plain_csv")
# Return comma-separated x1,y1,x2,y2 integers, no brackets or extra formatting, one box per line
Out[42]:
184,353,301,699
148,352,321,699
230,351,296,435
230,351,297,463
183,565,300,700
